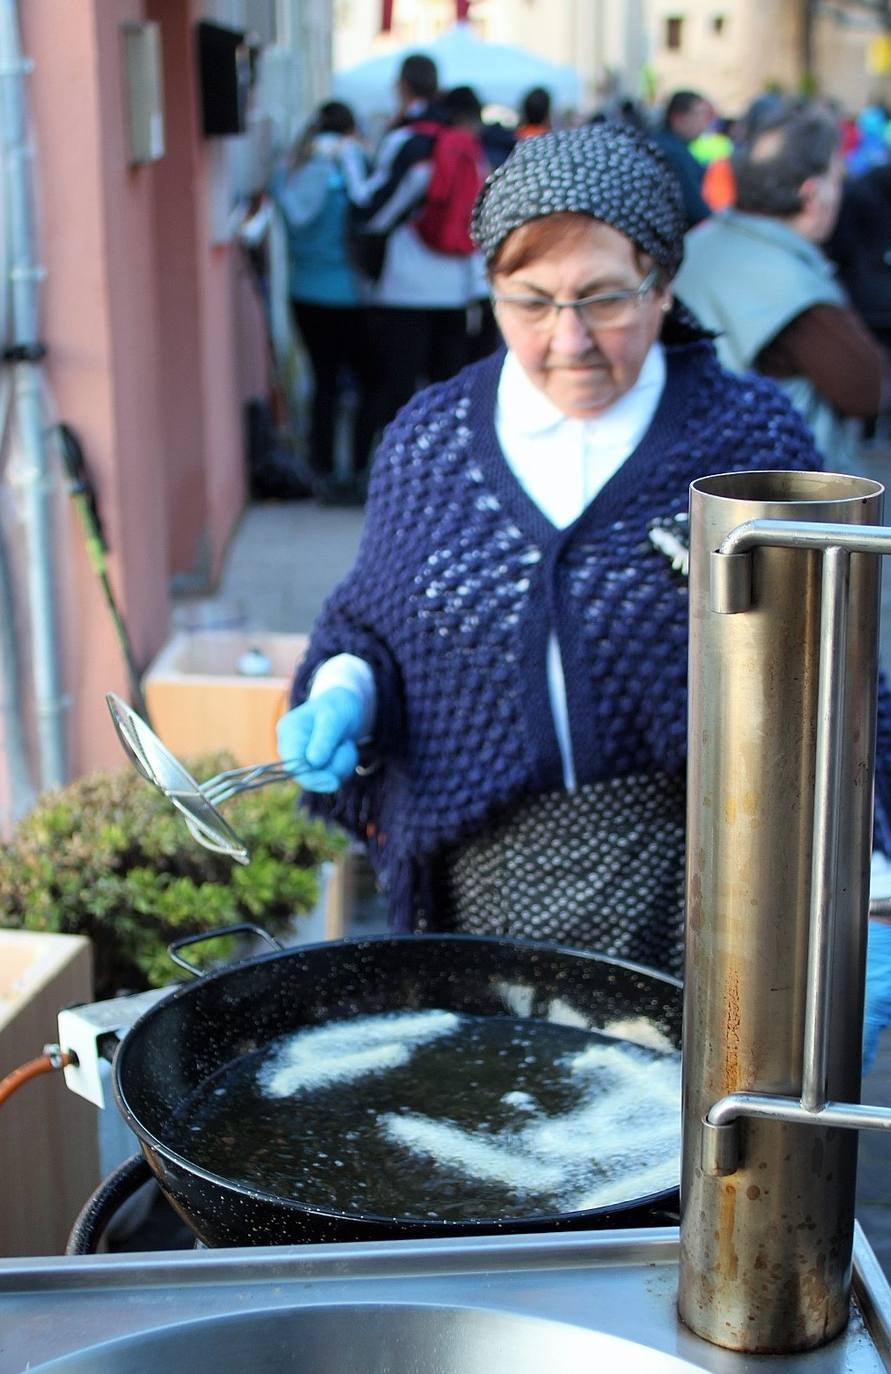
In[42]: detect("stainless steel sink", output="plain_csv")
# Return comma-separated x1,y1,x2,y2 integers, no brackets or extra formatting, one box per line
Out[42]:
3,1228,890,1373
26,1303,699,1373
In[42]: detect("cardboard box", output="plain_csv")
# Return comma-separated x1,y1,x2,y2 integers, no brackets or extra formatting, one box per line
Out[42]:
143,630,307,766
0,932,100,1255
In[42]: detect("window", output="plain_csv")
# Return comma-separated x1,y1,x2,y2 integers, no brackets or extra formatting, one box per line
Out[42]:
665,16,684,50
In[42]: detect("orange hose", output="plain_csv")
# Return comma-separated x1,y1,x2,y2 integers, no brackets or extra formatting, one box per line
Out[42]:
0,1049,73,1107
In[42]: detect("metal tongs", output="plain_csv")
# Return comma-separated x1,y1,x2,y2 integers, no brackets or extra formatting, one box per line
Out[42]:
106,692,301,865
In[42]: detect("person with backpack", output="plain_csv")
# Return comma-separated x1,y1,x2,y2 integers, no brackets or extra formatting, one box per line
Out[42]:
441,85,507,363
442,85,515,174
270,100,375,500
341,54,487,432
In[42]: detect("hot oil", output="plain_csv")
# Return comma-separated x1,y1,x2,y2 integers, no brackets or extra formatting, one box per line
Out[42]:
167,1009,680,1221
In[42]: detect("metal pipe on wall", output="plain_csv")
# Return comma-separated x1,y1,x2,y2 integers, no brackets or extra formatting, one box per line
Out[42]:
679,469,884,1353
0,373,36,828
0,0,66,790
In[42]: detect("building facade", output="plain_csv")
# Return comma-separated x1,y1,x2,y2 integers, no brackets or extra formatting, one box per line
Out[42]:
647,0,891,115
646,1,800,113
0,0,330,820
332,0,891,118
332,0,642,113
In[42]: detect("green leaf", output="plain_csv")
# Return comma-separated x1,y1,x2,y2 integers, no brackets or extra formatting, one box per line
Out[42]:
0,757,348,998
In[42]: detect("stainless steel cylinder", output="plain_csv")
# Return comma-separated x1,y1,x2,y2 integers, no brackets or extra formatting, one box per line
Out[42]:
679,470,884,1353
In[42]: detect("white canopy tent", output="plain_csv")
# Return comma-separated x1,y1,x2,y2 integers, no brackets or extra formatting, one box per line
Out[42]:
331,23,582,125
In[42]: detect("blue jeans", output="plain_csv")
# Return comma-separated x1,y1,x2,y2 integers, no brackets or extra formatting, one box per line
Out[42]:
864,919,891,1072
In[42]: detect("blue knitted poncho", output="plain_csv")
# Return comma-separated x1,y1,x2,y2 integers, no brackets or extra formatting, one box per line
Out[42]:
293,341,891,929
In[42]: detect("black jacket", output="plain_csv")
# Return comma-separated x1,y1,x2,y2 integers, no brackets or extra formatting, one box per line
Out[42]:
827,165,891,335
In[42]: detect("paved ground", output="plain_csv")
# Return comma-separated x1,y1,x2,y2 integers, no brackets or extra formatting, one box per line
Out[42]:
173,498,366,637
165,458,891,1271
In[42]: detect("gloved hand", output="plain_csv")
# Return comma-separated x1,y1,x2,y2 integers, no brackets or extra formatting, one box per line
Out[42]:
863,918,891,1073
276,687,364,793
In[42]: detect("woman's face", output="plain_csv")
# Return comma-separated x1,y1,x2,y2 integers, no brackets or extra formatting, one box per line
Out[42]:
491,219,672,419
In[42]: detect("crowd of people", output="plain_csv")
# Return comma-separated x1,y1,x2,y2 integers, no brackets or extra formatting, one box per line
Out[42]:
267,63,891,503
267,66,891,1065
270,54,509,500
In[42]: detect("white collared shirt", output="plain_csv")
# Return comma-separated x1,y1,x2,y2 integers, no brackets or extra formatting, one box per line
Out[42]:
493,343,667,785
494,343,666,527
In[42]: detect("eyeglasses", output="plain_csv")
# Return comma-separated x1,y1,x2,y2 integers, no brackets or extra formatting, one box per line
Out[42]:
492,268,661,332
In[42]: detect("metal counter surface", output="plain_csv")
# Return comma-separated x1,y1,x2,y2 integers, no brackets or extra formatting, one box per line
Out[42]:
1,1225,890,1372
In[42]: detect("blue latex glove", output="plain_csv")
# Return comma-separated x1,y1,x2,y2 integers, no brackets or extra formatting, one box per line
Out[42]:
276,687,364,793
863,919,891,1073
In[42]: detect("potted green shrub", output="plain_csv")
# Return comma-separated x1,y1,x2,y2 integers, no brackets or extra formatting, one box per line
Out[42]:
0,754,346,1000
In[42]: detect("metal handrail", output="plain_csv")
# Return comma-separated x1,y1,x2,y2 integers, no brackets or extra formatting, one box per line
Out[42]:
703,520,891,1176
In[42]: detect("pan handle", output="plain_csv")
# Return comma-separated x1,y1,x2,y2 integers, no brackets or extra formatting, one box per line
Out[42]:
167,924,283,977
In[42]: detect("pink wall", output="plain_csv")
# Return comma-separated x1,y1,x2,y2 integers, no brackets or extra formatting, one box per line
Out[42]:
197,242,248,584
144,0,261,584
147,0,208,580
19,0,167,775
19,0,252,778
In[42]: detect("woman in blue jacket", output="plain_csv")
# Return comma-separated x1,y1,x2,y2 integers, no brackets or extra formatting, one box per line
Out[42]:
273,101,373,498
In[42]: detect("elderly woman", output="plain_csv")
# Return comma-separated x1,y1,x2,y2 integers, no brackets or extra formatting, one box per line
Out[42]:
277,122,891,982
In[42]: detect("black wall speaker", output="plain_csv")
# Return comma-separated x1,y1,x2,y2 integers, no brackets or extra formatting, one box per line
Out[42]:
195,19,248,137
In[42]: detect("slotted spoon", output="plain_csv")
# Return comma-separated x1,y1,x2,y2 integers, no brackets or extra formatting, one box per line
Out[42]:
106,691,305,864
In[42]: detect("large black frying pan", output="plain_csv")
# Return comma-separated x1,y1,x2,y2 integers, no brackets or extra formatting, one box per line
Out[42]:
113,932,682,1247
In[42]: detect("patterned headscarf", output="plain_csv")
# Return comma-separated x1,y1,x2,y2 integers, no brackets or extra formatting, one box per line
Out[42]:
471,122,688,279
